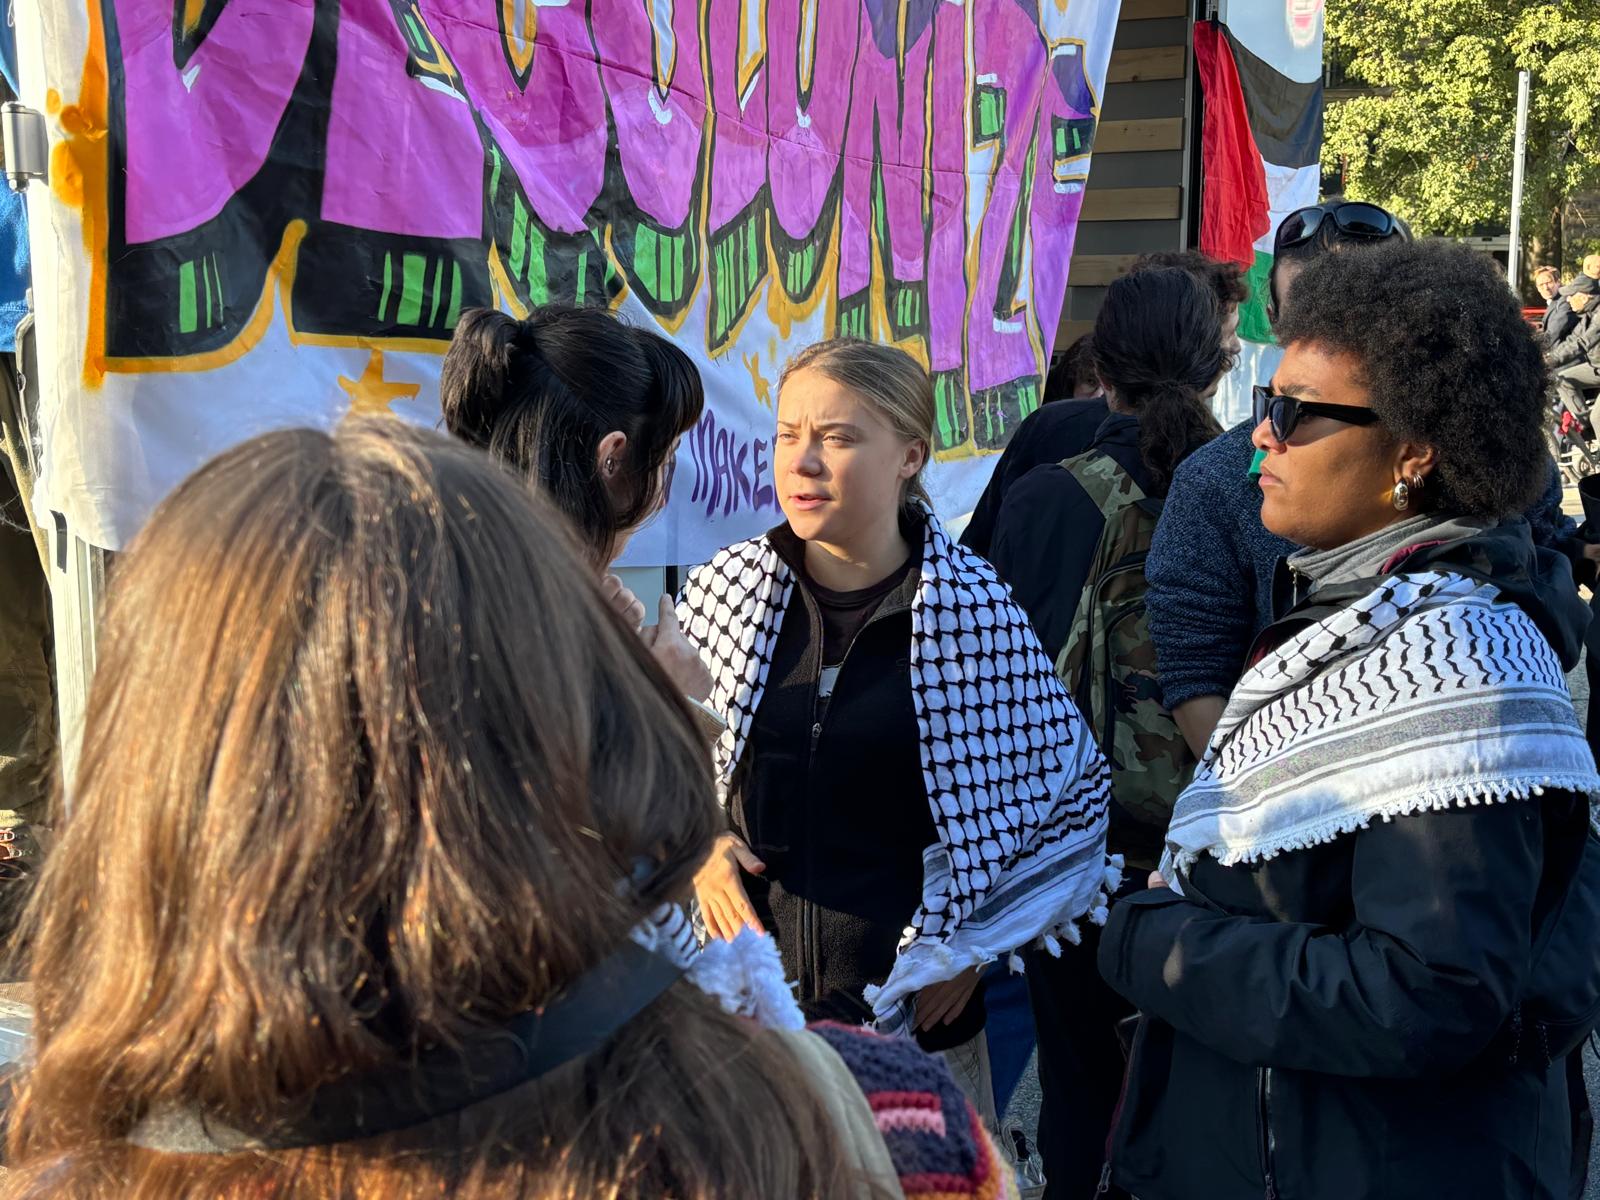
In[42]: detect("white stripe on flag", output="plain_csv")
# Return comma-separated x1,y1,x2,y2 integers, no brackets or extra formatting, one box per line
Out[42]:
1253,161,1321,256
1212,340,1283,429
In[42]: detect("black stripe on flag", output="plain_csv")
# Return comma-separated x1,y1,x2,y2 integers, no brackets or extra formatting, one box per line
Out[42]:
1222,26,1323,170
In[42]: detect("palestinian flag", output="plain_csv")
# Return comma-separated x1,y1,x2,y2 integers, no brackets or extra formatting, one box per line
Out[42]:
1193,8,1324,424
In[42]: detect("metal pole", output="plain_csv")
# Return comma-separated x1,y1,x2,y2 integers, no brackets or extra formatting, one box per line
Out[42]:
1508,69,1531,292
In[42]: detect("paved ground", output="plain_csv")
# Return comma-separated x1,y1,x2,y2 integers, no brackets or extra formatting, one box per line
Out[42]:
1008,492,1600,1195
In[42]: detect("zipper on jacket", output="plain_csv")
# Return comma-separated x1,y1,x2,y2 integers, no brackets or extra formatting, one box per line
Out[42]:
1255,1067,1278,1200
797,591,905,1012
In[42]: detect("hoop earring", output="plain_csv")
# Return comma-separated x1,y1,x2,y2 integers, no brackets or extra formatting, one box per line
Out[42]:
1391,480,1410,512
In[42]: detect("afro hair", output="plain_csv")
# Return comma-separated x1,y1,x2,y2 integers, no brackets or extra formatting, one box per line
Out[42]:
1273,241,1551,520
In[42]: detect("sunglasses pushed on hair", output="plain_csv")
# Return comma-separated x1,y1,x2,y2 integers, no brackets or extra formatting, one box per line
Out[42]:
1252,386,1379,442
1274,203,1400,255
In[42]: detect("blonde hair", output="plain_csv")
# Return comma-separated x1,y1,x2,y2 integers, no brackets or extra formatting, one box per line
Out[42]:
779,339,935,514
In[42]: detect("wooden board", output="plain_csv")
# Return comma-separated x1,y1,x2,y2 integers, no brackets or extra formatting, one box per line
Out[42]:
1078,186,1183,222
1106,45,1186,84
1067,254,1138,286
1094,117,1184,153
1120,0,1188,17
1056,318,1096,349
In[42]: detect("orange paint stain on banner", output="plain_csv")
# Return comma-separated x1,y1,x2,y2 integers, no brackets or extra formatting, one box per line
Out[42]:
48,5,111,386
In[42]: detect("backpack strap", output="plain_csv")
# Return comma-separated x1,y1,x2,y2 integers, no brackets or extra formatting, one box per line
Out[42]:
1058,450,1158,520
1053,452,1156,690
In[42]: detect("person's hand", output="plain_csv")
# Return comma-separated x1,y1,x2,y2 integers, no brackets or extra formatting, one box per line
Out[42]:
1148,869,1167,889
641,594,713,702
694,833,766,941
1582,543,1600,563
601,574,647,630
914,965,983,1032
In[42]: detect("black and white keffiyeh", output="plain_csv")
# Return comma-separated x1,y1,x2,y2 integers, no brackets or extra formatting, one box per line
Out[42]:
679,514,1116,1034
1163,570,1600,881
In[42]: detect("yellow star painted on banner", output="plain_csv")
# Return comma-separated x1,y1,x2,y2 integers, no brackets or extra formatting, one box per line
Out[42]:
743,351,772,409
339,349,420,415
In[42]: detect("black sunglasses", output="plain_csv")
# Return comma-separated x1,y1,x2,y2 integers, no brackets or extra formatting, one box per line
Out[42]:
1252,386,1380,442
1274,202,1399,254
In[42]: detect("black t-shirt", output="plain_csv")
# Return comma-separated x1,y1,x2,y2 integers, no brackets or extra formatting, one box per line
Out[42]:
807,554,916,663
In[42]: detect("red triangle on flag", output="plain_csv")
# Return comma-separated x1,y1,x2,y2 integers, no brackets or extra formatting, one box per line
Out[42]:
1194,20,1272,270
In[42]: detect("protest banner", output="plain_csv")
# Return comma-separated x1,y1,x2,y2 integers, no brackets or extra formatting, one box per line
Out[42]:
22,0,1121,564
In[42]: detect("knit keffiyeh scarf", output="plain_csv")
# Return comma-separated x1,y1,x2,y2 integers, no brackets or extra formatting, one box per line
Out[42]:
680,514,1116,1034
1162,570,1600,881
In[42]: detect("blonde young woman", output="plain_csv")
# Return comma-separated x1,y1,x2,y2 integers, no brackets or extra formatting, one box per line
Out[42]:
1,420,1019,1199
683,339,1116,1116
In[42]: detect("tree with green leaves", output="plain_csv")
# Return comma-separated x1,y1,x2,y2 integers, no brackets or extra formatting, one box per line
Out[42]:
1323,0,1600,285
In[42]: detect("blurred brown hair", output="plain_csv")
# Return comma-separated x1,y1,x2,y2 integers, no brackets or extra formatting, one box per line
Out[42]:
1,419,851,1198
1131,249,1249,313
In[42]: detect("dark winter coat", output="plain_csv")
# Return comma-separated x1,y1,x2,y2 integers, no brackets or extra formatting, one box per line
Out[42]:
986,411,1148,664
960,396,1109,557
1551,308,1600,373
1099,525,1600,1200
1543,295,1579,347
728,520,983,1050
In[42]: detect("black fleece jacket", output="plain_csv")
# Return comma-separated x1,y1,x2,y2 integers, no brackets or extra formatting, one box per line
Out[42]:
729,521,983,1050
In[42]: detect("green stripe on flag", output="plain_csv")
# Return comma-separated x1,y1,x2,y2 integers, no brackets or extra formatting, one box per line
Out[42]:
1237,249,1276,345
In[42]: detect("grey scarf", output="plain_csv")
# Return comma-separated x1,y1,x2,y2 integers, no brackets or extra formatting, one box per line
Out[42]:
1286,514,1489,591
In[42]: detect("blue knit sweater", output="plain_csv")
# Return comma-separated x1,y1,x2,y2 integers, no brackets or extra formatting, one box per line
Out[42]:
1146,420,1580,708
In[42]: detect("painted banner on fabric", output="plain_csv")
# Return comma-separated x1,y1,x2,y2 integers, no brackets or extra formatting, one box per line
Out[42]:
22,0,1121,563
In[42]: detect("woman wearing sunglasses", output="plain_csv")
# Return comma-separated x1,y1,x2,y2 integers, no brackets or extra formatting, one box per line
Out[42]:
1098,240,1600,1200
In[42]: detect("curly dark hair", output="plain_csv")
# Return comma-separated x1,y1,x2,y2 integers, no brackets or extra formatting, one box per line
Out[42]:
1131,249,1249,313
1043,332,1097,401
1273,241,1550,519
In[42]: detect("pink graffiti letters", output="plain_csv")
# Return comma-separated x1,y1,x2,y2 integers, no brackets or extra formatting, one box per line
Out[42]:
99,0,1102,452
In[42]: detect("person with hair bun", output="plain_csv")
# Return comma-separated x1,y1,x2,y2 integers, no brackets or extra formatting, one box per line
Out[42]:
440,304,712,703
679,338,1115,1125
985,268,1223,1200
1099,241,1600,1200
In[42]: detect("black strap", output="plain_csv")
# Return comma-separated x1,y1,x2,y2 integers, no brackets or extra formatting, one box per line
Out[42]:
128,940,685,1153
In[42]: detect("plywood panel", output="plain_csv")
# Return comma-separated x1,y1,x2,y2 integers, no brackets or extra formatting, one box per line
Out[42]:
1101,78,1187,121
1120,0,1188,18
1079,186,1183,222
1057,318,1096,348
1067,254,1138,286
1107,45,1185,84
1094,117,1184,153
